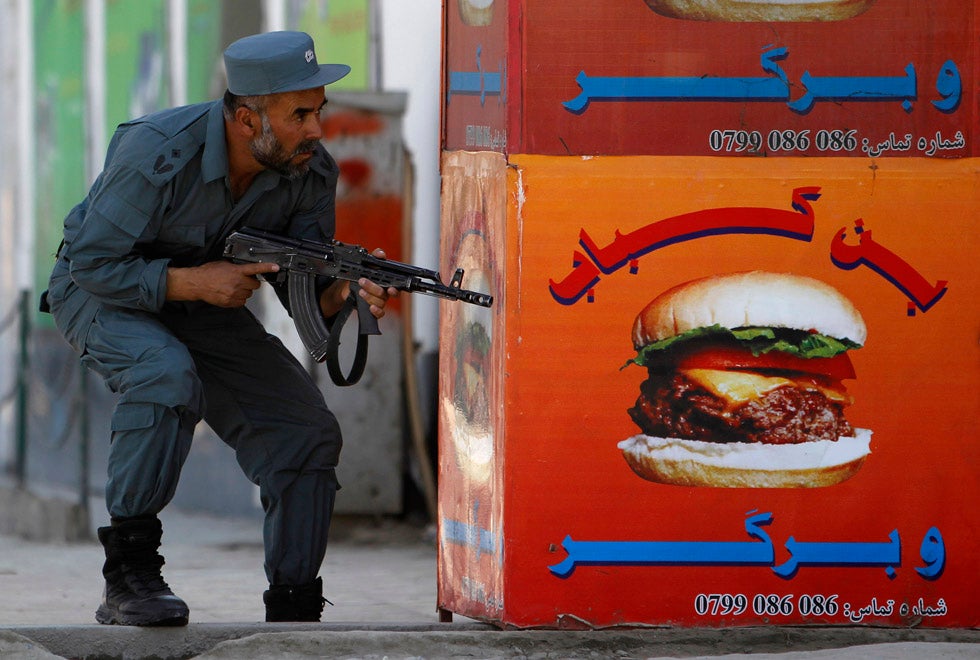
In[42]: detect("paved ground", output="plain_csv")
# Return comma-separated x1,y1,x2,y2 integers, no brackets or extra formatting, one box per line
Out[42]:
0,506,977,659
0,507,448,626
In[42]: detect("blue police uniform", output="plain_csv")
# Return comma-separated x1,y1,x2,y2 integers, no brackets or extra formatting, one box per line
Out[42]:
45,98,343,588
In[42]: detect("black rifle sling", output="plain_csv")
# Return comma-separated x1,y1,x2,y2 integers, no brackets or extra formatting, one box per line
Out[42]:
286,270,369,387
323,285,370,387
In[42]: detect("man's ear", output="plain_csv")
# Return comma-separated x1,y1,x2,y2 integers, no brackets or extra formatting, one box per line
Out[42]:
234,106,257,135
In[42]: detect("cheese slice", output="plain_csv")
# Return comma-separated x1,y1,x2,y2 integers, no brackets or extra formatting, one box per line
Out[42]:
681,368,850,408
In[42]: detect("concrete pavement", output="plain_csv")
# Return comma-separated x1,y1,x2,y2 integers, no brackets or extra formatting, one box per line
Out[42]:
0,504,977,659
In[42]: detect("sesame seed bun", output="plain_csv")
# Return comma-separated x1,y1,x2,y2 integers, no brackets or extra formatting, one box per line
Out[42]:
631,271,867,349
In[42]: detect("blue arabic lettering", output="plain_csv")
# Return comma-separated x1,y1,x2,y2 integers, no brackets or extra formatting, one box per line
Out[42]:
932,60,962,112
548,511,775,578
549,513,948,580
448,45,505,106
563,48,962,115
442,500,501,560
772,529,900,579
915,527,946,579
789,63,916,114
563,46,790,113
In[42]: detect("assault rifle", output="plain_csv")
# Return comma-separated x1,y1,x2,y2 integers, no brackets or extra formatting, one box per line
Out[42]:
223,228,493,386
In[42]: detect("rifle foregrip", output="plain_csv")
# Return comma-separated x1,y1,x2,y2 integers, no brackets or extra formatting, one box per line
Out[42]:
349,282,382,336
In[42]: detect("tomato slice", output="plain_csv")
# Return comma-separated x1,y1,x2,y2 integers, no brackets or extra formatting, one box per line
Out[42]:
673,345,856,380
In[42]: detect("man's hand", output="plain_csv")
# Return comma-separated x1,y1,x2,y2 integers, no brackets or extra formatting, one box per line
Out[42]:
167,261,280,307
319,248,399,319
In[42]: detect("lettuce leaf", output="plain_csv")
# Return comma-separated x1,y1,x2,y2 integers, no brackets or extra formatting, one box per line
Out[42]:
628,324,862,368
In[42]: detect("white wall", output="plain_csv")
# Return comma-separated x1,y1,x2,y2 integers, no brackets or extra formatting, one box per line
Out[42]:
379,0,442,354
0,0,35,468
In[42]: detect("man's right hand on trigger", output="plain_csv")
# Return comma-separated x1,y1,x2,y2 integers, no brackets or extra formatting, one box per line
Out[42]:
166,261,280,307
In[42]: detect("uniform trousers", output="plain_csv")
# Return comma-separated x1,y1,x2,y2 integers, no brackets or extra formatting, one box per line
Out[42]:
78,302,342,586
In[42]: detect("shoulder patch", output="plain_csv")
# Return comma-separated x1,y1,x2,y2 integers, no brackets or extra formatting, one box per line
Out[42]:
135,129,202,186
122,103,210,186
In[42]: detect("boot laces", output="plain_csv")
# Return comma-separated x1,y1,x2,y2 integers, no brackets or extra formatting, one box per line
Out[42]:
122,553,172,597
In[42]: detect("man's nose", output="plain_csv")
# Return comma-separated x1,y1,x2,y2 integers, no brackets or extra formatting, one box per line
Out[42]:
305,113,323,140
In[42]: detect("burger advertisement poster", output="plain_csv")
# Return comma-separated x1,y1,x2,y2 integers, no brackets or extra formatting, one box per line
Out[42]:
439,153,977,629
438,1,977,630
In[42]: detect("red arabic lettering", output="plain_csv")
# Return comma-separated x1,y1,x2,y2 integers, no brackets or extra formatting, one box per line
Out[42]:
830,220,948,314
549,251,601,305
549,187,819,305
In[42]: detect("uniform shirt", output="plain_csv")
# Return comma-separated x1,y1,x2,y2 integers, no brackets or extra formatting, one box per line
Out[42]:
47,99,340,351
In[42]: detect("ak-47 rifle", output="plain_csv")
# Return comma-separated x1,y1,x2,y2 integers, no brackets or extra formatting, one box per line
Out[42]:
223,228,493,386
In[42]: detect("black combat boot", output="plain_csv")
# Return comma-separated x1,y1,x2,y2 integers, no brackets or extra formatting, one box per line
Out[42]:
263,577,326,622
95,516,189,626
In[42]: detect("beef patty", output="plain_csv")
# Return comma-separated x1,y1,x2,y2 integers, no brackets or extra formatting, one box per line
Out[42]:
628,371,854,445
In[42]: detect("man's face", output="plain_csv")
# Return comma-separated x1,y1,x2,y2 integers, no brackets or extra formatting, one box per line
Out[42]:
249,88,327,179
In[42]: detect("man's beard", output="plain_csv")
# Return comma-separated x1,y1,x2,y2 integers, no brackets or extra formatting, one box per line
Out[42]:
249,114,320,179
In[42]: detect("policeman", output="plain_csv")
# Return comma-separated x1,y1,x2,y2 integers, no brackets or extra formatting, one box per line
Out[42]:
42,31,396,625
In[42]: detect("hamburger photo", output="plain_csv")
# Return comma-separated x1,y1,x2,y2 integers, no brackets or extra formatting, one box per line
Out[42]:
618,271,871,488
643,0,876,22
